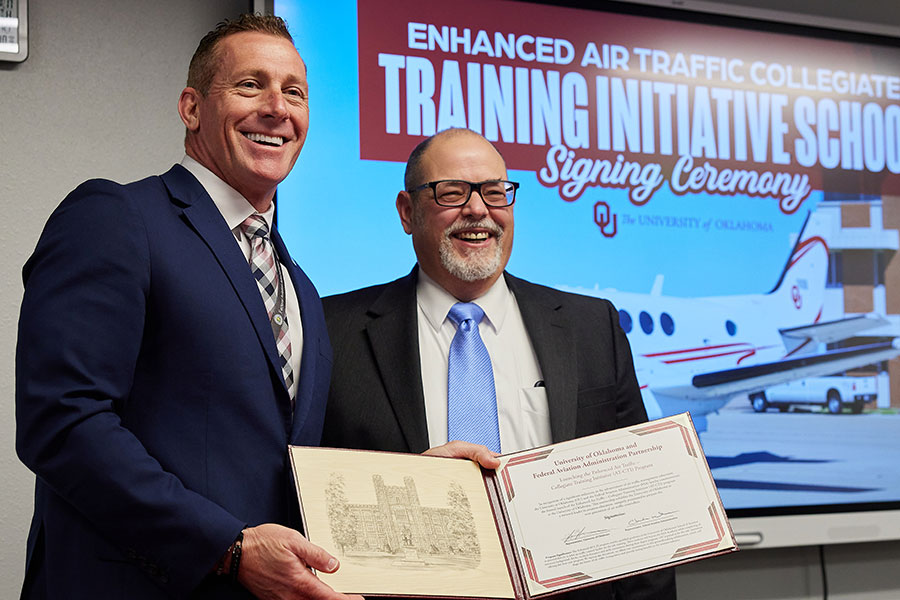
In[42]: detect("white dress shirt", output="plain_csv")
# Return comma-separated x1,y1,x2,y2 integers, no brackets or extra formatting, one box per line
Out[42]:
180,155,302,401
416,270,552,453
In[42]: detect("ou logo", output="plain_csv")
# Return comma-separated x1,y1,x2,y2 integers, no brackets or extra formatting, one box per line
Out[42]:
593,201,617,238
792,285,802,309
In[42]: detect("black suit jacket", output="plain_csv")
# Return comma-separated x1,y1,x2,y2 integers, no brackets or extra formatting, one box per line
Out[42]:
321,269,676,599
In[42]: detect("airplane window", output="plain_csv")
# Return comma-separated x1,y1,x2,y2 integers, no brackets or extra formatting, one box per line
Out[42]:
661,312,675,335
639,311,653,334
618,309,633,333
726,320,737,336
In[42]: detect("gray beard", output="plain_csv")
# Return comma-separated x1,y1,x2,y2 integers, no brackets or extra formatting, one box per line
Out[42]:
411,203,505,283
438,233,503,282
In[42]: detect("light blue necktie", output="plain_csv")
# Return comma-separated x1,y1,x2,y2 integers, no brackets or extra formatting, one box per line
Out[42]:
447,302,501,453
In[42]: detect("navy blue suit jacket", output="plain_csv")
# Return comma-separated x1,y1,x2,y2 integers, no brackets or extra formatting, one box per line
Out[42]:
16,165,332,599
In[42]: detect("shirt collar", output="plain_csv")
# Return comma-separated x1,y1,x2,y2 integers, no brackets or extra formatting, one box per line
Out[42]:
416,269,511,334
180,155,274,232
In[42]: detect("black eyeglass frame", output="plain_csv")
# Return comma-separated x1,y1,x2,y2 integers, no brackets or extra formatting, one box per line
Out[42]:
408,179,520,207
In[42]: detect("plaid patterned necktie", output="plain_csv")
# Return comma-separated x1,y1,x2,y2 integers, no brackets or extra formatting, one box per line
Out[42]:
240,215,294,398
446,302,501,453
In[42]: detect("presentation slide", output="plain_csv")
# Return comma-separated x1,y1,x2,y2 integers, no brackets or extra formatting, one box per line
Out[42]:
274,0,900,518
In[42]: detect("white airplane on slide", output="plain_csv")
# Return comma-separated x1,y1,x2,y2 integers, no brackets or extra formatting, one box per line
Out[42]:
564,212,900,432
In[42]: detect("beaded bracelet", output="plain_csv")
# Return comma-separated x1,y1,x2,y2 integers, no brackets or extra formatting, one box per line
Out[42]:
230,530,244,582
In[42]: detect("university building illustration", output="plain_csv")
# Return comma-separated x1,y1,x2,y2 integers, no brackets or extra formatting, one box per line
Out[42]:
327,473,481,561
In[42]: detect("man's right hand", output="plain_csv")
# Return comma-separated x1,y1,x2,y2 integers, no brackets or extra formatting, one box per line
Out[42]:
237,523,365,600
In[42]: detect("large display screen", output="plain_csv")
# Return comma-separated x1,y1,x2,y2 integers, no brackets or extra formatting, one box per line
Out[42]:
270,0,900,548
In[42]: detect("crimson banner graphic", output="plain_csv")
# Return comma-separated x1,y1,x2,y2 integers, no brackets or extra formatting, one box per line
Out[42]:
358,0,900,214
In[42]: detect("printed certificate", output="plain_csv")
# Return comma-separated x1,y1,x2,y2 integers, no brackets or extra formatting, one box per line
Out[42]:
289,413,736,599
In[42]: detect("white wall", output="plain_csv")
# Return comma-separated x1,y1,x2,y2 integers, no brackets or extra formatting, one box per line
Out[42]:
1,1,899,598
0,1,248,596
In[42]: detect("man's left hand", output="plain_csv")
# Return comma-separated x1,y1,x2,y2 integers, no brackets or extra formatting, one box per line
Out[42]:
423,441,500,469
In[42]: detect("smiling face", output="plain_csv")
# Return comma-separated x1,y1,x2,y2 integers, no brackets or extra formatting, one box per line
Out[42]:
397,131,514,301
178,31,308,210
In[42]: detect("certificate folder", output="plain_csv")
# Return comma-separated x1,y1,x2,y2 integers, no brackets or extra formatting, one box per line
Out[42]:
289,412,736,599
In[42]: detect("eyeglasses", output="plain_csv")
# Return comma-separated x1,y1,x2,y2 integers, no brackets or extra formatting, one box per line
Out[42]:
409,179,519,207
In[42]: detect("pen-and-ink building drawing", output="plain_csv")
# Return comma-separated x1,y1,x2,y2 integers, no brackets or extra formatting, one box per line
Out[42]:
326,472,481,567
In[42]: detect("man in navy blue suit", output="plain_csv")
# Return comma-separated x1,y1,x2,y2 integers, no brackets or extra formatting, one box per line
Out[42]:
16,14,365,600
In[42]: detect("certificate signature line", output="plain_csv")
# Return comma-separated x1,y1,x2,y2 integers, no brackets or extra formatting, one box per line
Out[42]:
563,527,612,544
625,510,681,530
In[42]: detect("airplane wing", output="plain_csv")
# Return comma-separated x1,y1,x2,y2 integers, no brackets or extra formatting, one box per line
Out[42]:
780,314,890,356
652,340,900,399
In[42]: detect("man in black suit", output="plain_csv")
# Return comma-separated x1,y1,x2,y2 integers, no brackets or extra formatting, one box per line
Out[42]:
321,128,676,599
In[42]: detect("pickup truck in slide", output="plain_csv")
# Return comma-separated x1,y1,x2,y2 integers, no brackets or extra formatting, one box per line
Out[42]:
749,376,878,414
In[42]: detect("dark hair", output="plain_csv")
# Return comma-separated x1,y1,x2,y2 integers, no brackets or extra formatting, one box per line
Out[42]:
187,14,294,95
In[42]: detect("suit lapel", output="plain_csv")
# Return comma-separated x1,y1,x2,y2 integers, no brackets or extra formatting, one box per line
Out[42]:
271,229,327,437
365,270,431,452
506,274,578,443
160,166,287,402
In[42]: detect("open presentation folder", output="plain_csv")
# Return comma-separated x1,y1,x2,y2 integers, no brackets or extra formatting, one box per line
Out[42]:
289,412,736,599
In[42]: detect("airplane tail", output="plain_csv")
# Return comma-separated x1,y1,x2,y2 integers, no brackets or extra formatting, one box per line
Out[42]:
765,211,830,328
